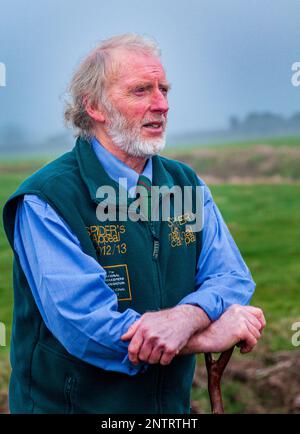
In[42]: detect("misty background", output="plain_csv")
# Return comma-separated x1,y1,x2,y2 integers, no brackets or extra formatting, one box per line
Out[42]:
0,0,300,156
1,1,300,415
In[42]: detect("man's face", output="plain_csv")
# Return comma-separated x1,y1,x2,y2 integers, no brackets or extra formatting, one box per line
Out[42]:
102,50,170,157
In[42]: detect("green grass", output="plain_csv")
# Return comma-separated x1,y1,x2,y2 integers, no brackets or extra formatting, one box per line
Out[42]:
0,159,300,412
210,184,300,351
165,135,300,154
164,141,300,181
192,378,254,414
211,135,300,149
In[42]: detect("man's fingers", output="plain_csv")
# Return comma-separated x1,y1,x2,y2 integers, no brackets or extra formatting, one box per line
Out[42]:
127,330,144,364
239,330,257,354
240,344,255,354
244,306,266,330
121,318,142,341
245,314,263,333
138,341,153,363
148,347,164,364
246,322,261,340
159,349,178,366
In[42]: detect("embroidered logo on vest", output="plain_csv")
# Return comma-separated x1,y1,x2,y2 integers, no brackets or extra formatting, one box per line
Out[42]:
167,213,196,248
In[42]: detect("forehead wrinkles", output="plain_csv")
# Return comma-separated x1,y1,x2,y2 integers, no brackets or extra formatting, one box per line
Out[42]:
108,49,166,88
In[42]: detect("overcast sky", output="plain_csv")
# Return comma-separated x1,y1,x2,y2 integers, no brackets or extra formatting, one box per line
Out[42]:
0,0,300,143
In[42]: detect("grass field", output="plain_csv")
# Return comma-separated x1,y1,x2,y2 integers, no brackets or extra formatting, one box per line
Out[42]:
165,135,300,153
0,146,300,412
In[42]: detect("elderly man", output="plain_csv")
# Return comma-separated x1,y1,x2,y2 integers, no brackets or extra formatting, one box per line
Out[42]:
3,34,265,414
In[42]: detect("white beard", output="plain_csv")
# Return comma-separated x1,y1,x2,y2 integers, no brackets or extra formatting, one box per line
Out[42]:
103,100,166,157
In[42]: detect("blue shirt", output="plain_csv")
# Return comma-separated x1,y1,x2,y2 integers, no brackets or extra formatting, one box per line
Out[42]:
14,138,255,375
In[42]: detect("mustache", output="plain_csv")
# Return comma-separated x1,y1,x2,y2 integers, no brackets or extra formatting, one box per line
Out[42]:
141,115,167,126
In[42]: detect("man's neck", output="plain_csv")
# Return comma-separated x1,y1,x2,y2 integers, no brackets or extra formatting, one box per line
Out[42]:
94,134,147,174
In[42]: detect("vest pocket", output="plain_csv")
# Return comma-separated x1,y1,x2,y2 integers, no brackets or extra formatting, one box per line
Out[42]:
64,375,77,414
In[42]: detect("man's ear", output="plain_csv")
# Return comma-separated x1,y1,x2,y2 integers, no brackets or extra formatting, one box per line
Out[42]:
84,97,106,123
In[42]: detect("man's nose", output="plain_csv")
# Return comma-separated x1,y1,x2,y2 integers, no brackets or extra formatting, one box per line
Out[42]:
150,89,169,114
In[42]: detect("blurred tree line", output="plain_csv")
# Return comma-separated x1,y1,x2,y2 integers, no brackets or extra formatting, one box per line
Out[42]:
229,112,300,134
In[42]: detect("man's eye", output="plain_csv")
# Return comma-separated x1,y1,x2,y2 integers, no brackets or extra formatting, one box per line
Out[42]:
160,87,169,95
135,87,146,94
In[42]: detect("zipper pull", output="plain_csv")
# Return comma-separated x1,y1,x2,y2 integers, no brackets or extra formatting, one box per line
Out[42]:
153,240,160,259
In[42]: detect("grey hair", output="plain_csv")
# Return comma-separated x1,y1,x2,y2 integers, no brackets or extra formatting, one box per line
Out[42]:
64,33,161,139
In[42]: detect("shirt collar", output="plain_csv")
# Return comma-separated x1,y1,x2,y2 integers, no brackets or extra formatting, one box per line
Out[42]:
91,137,152,197
74,136,175,206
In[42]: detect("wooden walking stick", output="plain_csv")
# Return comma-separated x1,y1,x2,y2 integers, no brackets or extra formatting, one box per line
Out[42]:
204,346,235,414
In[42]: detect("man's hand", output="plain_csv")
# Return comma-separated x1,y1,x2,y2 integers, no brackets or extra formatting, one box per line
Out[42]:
121,305,211,366
180,304,266,355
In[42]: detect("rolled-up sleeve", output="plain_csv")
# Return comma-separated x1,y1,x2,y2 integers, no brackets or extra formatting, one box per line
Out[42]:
178,181,255,321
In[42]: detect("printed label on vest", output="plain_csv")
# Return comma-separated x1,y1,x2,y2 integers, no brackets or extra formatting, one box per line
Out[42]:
86,224,127,256
103,264,132,301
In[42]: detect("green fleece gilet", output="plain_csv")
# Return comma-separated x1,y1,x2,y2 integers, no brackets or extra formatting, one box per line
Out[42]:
3,137,202,414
